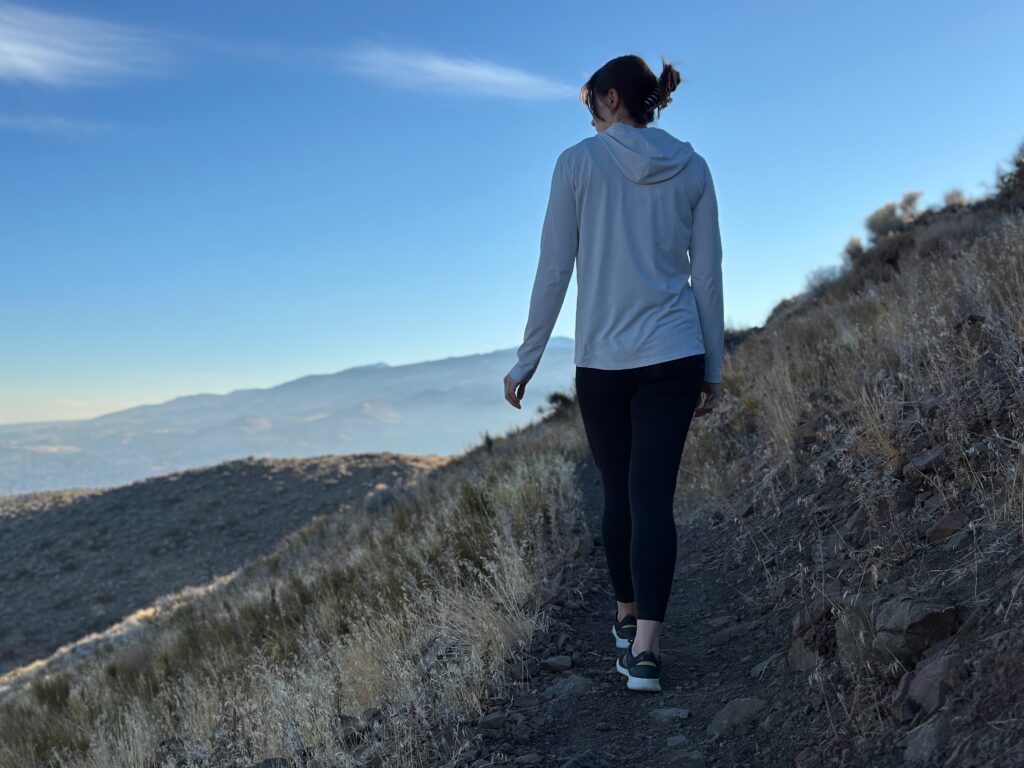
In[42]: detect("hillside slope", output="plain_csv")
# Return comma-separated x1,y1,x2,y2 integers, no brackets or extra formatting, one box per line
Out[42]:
0,452,447,684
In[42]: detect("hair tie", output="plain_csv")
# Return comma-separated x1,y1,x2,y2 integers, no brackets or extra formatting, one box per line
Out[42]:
643,84,662,111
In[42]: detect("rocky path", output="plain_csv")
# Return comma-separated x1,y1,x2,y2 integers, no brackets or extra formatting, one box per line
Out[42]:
443,457,838,768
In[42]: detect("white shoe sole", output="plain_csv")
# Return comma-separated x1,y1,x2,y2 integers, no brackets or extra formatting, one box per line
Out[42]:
615,656,662,692
611,625,633,649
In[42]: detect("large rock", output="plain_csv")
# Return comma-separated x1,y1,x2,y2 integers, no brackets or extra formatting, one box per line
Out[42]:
477,710,506,732
836,596,957,668
544,673,594,699
903,716,952,764
540,654,572,672
925,511,968,543
787,637,819,672
706,697,767,738
889,652,967,722
649,707,691,723
874,597,957,663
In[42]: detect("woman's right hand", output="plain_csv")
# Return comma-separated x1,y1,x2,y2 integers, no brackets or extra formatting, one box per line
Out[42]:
503,374,524,409
693,381,722,417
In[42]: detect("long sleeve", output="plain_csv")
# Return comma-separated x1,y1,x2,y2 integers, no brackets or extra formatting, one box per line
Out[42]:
689,156,725,383
508,151,579,386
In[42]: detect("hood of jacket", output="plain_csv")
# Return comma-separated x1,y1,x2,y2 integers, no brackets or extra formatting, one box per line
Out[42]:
597,122,695,184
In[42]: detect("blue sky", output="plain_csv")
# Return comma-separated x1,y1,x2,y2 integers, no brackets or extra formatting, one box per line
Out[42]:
2,1,1023,424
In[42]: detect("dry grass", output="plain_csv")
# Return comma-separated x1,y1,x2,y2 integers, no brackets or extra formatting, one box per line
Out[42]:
0,414,589,768
678,205,1024,751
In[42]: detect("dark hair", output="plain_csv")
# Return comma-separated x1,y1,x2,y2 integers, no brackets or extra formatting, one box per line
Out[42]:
580,54,683,125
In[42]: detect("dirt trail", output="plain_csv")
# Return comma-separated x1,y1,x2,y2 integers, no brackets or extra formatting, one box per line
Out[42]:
445,457,838,768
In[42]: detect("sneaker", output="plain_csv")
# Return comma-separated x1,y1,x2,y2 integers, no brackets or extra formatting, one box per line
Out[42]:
615,644,662,693
611,613,637,649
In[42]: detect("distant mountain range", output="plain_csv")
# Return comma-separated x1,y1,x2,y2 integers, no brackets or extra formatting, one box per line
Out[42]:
0,338,576,496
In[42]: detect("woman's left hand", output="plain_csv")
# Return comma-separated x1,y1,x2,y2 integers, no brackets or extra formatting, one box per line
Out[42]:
504,374,524,409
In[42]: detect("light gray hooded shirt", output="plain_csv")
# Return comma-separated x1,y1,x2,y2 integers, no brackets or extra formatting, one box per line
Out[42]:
508,121,724,386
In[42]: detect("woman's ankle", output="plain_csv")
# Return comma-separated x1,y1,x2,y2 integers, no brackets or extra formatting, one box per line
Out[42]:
616,601,636,620
631,641,660,658
633,618,662,657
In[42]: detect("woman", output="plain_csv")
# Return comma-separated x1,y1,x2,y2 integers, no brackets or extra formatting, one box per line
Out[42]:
503,54,724,693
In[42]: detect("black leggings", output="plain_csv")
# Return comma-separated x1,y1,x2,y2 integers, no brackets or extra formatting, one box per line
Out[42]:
575,352,705,623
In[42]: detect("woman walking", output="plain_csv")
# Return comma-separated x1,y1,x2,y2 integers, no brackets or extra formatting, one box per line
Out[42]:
503,54,724,693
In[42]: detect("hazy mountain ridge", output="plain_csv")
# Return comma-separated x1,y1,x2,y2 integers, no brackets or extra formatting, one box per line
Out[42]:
0,340,575,495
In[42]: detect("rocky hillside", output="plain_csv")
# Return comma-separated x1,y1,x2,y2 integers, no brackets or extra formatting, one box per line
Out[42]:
0,452,448,685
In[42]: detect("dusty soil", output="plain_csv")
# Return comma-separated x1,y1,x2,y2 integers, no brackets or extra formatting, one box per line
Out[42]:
0,452,449,683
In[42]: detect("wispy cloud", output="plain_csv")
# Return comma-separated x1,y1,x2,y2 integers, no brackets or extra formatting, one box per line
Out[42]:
0,114,114,134
0,1,168,86
333,42,575,100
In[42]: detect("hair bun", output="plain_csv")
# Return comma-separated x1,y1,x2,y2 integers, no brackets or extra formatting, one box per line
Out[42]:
656,59,681,109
